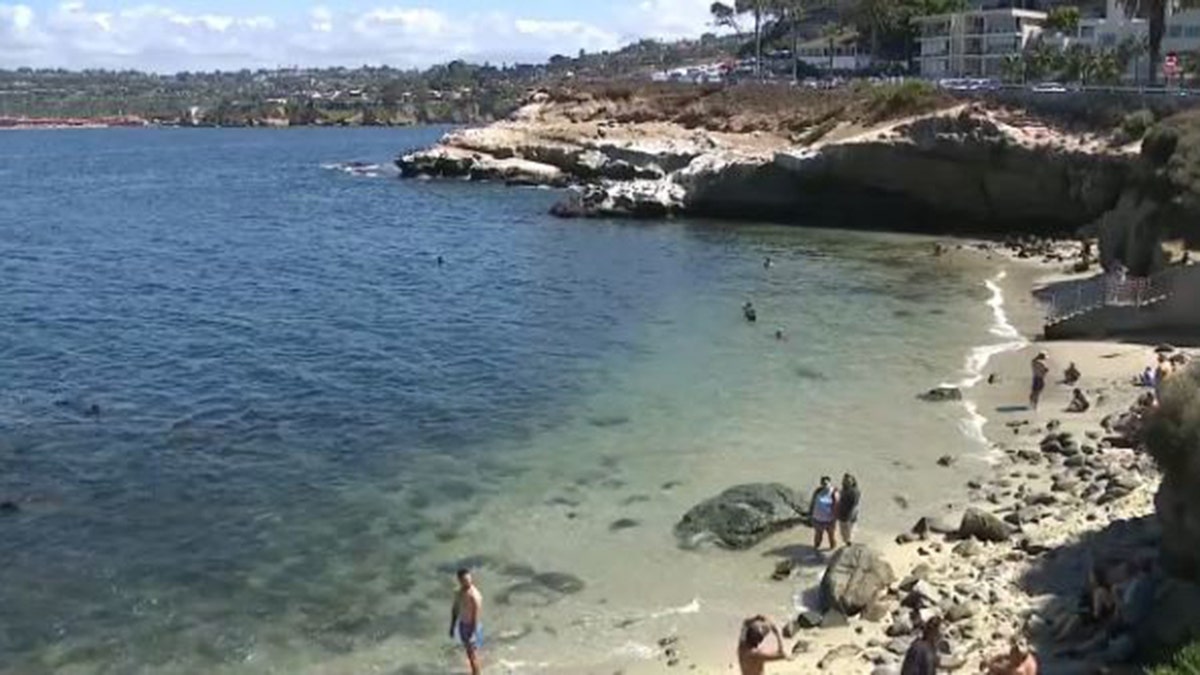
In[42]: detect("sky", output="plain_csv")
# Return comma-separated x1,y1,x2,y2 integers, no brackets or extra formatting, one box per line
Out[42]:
0,0,721,72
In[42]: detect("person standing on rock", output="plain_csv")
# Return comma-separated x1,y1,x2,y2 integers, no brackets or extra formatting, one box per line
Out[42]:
836,474,860,545
736,615,789,675
449,568,483,675
901,617,941,675
809,476,839,551
1030,352,1049,411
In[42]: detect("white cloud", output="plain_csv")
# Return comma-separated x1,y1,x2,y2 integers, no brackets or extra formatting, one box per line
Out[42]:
0,1,721,72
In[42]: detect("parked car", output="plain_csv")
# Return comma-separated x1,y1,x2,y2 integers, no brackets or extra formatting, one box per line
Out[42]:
1031,82,1068,93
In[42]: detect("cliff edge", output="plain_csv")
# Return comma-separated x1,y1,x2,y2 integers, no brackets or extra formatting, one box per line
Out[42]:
398,83,1141,234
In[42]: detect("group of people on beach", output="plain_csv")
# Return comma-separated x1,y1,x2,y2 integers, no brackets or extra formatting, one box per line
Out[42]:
809,473,861,551
739,614,1039,674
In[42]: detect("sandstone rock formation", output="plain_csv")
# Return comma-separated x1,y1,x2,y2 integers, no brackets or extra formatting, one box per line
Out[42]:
398,93,1142,233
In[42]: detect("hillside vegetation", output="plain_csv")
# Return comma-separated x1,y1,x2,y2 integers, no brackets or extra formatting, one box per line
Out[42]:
541,80,952,135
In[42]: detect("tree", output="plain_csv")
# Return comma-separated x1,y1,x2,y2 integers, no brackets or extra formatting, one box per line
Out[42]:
736,0,768,78
711,2,741,31
1001,54,1026,83
1148,0,1166,84
851,0,900,61
1045,6,1081,34
821,23,842,72
769,0,809,80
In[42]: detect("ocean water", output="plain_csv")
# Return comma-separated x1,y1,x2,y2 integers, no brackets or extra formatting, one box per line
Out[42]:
0,127,1013,674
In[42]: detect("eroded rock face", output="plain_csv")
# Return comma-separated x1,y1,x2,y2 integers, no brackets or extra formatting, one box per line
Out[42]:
398,101,1140,232
674,483,807,550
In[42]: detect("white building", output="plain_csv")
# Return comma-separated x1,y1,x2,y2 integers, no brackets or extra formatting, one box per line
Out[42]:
795,35,873,72
915,8,1047,78
1045,0,1200,82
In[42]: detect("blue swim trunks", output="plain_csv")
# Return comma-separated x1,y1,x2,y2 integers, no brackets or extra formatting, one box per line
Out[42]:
458,621,482,648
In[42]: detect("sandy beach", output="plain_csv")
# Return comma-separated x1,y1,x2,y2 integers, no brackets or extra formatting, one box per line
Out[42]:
605,245,1172,675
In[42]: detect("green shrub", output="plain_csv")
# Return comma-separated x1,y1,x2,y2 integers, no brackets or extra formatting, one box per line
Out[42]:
1143,124,1180,168
1144,364,1200,477
1122,109,1156,141
1148,639,1200,675
865,81,941,123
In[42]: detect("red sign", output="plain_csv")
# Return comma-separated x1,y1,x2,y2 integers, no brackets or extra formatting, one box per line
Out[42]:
1165,52,1180,76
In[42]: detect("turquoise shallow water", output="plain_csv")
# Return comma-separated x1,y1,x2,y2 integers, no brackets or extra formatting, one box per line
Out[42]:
0,127,1002,673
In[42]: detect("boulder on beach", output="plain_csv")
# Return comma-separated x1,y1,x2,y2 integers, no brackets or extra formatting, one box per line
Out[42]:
917,386,962,402
820,544,895,615
673,483,807,549
958,507,1012,542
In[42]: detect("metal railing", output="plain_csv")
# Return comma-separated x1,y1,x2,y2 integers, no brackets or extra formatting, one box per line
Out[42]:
1045,270,1175,325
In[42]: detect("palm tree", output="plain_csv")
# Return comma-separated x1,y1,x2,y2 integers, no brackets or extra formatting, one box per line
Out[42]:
1001,54,1025,83
821,23,842,73
1147,0,1166,85
736,0,768,78
769,0,808,81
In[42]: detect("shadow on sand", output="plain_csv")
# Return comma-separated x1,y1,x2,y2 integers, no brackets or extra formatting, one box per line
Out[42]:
1018,514,1160,673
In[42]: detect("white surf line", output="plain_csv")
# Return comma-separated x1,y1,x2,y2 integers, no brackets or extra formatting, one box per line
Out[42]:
952,270,1029,449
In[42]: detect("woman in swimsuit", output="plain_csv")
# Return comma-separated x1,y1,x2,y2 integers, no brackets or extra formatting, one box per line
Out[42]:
809,476,839,551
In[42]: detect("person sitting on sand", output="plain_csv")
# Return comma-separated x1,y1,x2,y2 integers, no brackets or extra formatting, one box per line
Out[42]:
1052,564,1120,646
737,615,789,675
809,476,839,551
1064,362,1081,385
836,474,860,545
1066,388,1091,413
743,302,757,323
901,618,941,675
1136,366,1155,388
982,638,1038,675
1030,352,1050,411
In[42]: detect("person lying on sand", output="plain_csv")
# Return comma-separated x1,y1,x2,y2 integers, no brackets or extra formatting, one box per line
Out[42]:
1066,388,1091,413
982,639,1038,675
737,615,789,675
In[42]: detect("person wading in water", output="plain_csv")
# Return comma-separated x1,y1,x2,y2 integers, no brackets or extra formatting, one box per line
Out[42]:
449,568,483,674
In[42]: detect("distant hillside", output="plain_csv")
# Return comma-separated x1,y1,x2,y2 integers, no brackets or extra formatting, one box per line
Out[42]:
0,35,744,126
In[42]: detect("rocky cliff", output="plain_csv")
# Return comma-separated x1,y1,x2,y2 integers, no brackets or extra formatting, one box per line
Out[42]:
398,88,1144,235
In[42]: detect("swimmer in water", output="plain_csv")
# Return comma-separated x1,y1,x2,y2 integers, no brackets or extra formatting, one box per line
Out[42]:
743,302,757,323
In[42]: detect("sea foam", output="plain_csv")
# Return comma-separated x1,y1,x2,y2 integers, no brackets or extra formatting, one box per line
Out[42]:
952,271,1028,447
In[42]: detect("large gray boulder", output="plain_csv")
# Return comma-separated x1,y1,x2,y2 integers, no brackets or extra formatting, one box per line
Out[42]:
820,544,896,616
674,483,807,549
959,507,1012,542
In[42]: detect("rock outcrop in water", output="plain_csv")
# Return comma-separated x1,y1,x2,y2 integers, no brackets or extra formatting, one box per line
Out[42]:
674,483,808,550
397,88,1142,234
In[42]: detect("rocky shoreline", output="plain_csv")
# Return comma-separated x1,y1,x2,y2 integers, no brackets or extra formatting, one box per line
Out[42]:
621,253,1195,675
397,90,1144,235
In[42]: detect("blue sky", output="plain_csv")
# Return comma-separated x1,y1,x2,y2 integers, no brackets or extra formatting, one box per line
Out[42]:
0,0,717,71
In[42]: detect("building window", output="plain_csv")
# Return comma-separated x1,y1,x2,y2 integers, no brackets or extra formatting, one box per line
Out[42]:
1080,26,1095,38
1186,25,1200,37
1168,25,1183,38
1099,33,1116,46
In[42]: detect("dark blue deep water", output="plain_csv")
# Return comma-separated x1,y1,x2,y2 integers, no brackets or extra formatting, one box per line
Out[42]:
0,128,990,674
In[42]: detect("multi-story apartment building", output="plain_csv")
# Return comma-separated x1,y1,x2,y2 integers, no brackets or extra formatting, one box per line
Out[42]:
915,9,1047,78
